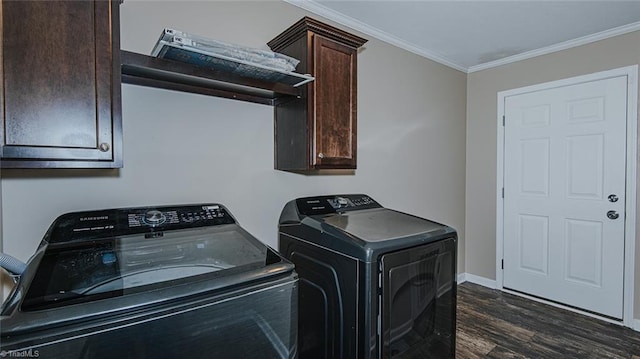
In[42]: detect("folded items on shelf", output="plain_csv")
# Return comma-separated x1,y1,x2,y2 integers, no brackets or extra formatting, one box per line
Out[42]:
153,28,300,72
150,28,314,87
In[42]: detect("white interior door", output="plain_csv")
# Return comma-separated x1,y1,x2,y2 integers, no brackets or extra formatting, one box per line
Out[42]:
503,75,628,319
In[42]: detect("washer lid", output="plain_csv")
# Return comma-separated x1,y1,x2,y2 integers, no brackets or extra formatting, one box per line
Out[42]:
321,208,445,242
21,223,278,311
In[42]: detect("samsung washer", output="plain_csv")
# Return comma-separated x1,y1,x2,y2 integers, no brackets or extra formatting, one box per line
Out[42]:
2,203,298,358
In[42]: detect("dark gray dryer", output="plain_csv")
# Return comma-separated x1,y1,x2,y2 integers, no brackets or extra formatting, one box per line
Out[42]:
279,194,457,359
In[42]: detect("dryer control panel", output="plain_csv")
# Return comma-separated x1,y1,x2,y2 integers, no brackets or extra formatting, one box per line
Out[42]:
296,194,381,216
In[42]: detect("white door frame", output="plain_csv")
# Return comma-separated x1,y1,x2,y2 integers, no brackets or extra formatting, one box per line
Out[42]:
496,65,638,328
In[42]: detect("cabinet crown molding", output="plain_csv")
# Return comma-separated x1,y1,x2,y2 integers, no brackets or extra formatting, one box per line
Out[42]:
268,16,368,51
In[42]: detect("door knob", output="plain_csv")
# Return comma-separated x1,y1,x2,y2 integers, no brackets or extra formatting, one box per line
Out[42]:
608,194,619,203
607,210,620,220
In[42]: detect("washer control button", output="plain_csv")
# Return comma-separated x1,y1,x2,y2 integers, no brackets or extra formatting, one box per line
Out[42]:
336,197,349,206
142,210,166,227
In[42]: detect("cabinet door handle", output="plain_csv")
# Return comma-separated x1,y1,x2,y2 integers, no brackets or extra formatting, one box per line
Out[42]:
99,143,110,152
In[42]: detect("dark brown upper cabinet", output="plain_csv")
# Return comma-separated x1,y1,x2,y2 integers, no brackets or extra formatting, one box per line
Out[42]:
1,0,122,168
268,17,367,171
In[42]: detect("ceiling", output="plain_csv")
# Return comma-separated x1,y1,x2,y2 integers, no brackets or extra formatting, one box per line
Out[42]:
285,0,640,73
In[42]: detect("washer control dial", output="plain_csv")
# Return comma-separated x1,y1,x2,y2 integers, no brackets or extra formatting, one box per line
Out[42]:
142,210,166,227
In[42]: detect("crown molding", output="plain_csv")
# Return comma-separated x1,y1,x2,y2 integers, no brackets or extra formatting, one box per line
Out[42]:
284,1,640,74
467,21,640,73
282,0,468,73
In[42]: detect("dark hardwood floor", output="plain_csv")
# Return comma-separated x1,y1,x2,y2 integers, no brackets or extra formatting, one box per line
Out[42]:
456,282,640,359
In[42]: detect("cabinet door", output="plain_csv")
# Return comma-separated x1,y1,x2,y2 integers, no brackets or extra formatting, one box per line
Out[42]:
312,35,357,169
1,0,122,168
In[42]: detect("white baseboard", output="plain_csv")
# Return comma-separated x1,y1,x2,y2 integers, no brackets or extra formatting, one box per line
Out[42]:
460,273,498,289
634,319,640,332
457,273,466,284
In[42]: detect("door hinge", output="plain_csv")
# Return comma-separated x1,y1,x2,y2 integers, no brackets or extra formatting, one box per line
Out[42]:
501,187,504,198
501,259,504,269
502,115,505,126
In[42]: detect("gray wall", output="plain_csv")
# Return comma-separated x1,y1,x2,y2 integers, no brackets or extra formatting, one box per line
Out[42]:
466,31,640,319
0,1,467,297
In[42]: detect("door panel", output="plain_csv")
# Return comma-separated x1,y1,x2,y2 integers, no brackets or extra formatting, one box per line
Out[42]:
517,214,549,275
520,138,550,196
313,35,357,168
1,0,119,164
564,219,603,287
566,134,604,199
503,75,627,319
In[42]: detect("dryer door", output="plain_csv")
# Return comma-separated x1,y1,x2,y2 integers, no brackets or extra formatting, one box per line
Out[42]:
379,237,456,358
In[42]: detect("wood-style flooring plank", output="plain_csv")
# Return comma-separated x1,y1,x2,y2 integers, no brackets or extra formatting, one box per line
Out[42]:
456,282,640,358
486,345,528,359
456,328,496,357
